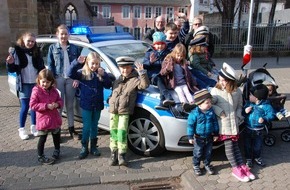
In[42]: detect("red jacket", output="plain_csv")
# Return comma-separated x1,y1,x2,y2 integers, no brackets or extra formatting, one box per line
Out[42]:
160,55,197,93
30,86,63,131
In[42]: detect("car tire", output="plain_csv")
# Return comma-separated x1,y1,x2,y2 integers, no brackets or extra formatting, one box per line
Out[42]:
128,108,165,156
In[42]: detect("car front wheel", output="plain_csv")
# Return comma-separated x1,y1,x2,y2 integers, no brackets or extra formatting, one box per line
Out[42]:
128,109,165,156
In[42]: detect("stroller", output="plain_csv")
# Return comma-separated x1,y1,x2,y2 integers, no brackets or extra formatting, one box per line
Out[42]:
242,63,290,146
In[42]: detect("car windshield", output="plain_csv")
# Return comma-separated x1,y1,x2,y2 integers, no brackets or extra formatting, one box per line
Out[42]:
98,42,150,64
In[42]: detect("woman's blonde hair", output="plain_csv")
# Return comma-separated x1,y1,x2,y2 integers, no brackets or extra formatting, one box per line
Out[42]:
82,52,101,80
36,69,56,88
56,24,69,34
16,32,36,48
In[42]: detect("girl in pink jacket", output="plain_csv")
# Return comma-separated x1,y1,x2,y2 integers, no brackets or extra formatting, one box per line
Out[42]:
30,69,63,165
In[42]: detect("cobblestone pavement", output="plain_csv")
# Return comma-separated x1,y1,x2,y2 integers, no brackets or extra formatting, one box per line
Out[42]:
1,56,290,190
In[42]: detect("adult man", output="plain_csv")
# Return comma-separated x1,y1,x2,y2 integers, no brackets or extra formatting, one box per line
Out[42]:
143,16,165,43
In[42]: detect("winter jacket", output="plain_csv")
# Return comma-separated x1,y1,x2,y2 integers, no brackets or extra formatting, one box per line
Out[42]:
47,42,81,77
30,86,63,131
143,47,170,78
160,55,197,93
243,100,276,130
187,107,219,139
68,62,112,111
109,70,149,115
211,87,244,136
6,45,45,92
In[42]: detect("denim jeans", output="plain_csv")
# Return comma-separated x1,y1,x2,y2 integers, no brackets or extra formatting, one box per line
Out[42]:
193,136,213,167
81,109,101,143
243,128,264,160
190,69,216,89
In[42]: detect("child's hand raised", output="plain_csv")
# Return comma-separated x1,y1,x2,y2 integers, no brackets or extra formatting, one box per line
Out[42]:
98,67,105,76
77,56,86,64
245,107,252,114
149,53,157,64
134,62,144,72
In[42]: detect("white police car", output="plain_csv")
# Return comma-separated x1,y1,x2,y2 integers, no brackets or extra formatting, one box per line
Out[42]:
7,26,196,156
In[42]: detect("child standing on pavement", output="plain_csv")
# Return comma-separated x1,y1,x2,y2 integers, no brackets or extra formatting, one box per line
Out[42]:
187,89,219,176
243,84,275,168
68,52,112,159
210,63,255,182
30,69,63,165
108,56,149,166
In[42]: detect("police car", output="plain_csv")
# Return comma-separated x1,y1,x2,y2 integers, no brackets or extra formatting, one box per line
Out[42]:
7,26,196,156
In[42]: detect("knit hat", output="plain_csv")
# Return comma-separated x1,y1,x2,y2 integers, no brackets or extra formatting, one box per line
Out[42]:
194,89,212,105
193,26,209,37
189,36,208,46
116,56,135,66
152,32,166,45
218,62,237,81
250,84,269,100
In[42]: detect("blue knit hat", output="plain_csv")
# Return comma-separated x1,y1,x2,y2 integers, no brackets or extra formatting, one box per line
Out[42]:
152,32,166,45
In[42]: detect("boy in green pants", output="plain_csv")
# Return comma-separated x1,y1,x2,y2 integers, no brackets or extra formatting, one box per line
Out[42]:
108,56,149,166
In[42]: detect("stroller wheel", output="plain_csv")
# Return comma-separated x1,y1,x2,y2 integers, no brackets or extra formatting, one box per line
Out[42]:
263,134,276,146
281,130,290,142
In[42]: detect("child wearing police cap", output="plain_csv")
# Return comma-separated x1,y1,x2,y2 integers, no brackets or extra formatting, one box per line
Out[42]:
187,89,219,176
108,56,149,166
243,83,275,168
211,62,255,182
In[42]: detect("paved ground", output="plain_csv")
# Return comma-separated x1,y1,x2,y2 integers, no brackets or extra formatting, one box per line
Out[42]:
1,56,290,190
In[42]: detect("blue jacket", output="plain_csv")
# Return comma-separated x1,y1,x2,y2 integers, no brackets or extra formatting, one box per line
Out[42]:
68,62,112,111
243,100,276,130
187,107,219,139
47,42,81,77
143,47,170,78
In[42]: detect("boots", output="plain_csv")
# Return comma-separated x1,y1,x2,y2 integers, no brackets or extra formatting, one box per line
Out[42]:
162,90,175,107
109,149,118,166
69,126,80,140
118,153,127,166
79,141,89,159
90,138,101,156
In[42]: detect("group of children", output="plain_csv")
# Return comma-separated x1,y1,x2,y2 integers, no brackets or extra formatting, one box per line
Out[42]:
7,20,288,182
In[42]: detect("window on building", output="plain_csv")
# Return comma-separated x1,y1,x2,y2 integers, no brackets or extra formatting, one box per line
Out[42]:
102,5,111,18
155,6,162,18
145,6,153,19
134,6,142,19
65,4,77,27
200,0,208,4
123,27,130,33
122,5,130,19
92,5,99,17
166,7,174,22
178,7,187,15
134,27,141,40
242,2,249,14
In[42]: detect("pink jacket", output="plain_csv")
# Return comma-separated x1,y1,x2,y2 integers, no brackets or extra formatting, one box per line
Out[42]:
30,85,63,131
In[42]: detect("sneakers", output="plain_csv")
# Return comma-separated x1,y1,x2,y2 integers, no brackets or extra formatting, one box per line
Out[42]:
52,149,60,160
246,159,253,168
193,166,202,176
285,111,290,118
154,102,169,110
240,165,256,180
276,112,284,120
30,125,39,137
254,158,266,167
38,155,54,165
18,128,29,140
204,165,215,175
232,166,250,182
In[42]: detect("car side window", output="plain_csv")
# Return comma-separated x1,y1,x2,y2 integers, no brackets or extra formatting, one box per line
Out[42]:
38,42,53,67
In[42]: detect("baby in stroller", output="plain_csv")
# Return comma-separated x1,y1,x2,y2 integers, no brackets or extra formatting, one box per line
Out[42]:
263,81,290,120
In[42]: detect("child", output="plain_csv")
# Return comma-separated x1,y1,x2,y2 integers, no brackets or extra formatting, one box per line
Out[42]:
187,89,219,176
108,56,149,166
143,31,170,81
243,84,276,168
264,81,290,120
211,62,255,182
6,32,45,140
30,69,63,165
164,22,181,52
160,43,199,110
68,52,112,159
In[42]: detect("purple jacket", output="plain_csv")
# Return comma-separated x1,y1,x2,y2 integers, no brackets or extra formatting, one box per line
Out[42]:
30,86,63,131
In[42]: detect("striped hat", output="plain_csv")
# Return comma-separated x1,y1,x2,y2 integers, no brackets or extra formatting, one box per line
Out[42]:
116,56,135,66
218,62,237,81
194,89,212,105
